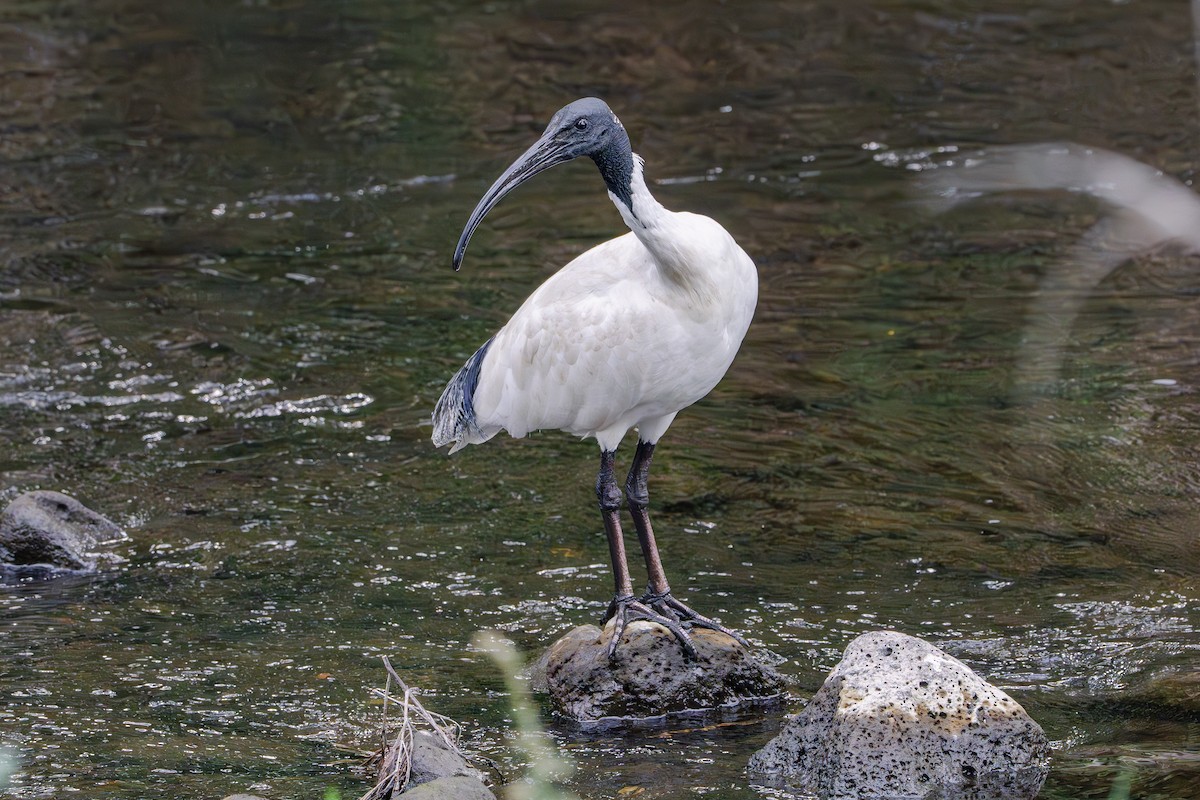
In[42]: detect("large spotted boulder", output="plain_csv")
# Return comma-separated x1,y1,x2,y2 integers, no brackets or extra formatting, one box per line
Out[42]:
748,630,1049,799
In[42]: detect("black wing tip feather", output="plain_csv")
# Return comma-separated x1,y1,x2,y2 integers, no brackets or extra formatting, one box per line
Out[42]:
431,337,494,449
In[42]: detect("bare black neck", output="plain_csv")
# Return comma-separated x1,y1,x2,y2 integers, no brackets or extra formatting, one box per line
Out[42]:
590,128,635,214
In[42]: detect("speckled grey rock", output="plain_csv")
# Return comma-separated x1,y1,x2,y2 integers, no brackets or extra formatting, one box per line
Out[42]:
529,620,786,721
399,775,495,800
0,491,125,571
748,631,1049,799
407,730,488,789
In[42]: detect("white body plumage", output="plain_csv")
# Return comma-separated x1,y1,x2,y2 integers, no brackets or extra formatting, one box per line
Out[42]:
434,156,757,454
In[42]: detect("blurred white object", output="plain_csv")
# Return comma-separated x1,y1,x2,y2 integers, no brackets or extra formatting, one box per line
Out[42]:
920,143,1200,392
922,142,1200,253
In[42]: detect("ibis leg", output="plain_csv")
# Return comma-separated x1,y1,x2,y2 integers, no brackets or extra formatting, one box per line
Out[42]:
624,440,669,594
597,448,695,660
625,440,748,647
596,449,633,599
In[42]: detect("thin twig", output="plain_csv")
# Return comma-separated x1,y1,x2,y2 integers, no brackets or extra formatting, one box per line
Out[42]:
357,656,476,800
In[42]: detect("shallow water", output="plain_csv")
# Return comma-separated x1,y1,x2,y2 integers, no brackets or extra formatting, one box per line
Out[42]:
1,1,1198,798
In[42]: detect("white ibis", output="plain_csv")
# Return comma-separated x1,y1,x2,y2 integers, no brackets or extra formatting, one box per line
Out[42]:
432,98,758,658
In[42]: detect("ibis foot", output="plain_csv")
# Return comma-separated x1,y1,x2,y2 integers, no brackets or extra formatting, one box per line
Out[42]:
603,593,698,660
640,589,749,648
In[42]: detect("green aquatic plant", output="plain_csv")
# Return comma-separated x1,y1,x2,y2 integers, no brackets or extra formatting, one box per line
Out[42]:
0,747,14,789
1106,766,1133,800
473,630,580,800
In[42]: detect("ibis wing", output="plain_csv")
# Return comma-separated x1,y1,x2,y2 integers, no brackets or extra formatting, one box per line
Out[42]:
469,241,733,444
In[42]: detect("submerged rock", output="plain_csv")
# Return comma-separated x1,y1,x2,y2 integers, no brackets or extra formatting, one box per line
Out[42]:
530,620,786,722
406,731,490,790
748,630,1049,799
0,491,125,572
1117,669,1200,717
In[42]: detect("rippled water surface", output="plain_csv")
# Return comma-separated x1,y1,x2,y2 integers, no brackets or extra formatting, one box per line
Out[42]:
2,1,1198,798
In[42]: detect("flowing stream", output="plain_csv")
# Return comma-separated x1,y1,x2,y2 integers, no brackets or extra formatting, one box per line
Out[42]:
1,1,1197,798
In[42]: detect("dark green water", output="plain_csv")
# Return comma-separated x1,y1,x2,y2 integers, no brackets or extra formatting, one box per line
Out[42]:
2,1,1198,798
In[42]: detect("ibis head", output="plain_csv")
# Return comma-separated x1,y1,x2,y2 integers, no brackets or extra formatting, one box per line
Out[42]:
453,97,635,270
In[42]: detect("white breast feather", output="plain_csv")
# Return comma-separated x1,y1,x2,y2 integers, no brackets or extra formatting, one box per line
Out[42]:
467,216,757,449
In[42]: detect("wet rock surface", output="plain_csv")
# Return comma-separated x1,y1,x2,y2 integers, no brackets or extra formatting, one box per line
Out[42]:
0,491,124,572
748,630,1049,799
398,775,496,800
369,730,495,800
405,730,490,790
530,620,786,722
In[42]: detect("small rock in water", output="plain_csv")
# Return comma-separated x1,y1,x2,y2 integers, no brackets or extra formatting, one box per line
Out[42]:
398,775,495,800
530,620,786,722
406,731,489,790
0,490,125,572
748,630,1049,799
369,730,495,800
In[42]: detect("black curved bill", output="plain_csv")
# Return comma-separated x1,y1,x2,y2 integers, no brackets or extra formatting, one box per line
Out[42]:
453,131,572,270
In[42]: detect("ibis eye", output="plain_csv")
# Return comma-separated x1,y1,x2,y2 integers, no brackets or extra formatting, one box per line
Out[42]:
574,118,589,131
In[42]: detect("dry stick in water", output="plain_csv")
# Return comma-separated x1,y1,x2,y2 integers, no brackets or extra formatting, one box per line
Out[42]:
359,656,467,800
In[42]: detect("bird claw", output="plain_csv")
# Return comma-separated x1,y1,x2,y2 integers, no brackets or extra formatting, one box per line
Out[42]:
603,593,698,661
640,589,750,648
